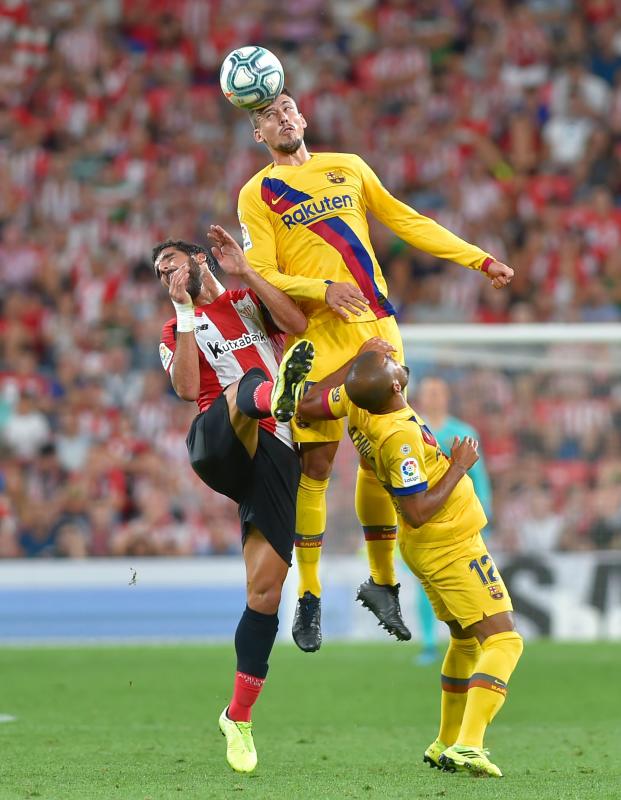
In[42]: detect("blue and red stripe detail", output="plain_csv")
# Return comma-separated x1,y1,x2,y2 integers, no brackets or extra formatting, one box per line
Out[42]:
261,178,313,215
469,672,508,696
294,532,324,548
261,177,395,319
362,525,397,542
441,674,471,694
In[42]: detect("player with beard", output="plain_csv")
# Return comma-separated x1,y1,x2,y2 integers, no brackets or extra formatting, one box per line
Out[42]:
237,89,514,652
154,226,313,774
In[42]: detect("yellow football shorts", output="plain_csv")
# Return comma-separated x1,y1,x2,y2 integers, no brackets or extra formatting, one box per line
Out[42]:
291,315,404,444
399,532,513,629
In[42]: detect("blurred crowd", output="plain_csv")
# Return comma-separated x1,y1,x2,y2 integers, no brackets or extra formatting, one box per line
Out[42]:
386,352,621,554
1,0,620,558
323,345,621,557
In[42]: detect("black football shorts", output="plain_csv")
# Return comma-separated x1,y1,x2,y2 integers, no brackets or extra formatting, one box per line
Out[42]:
185,392,299,565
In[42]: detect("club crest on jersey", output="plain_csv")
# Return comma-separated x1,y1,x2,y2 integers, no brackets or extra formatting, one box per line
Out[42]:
326,169,346,184
400,457,420,486
235,298,257,319
420,424,438,447
488,584,504,600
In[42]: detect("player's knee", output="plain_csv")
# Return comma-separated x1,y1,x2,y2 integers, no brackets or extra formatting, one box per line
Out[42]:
506,630,524,661
300,443,338,480
247,580,282,615
302,458,333,481
481,630,524,666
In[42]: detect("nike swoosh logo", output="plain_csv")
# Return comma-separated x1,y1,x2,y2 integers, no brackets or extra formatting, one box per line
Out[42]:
271,193,287,205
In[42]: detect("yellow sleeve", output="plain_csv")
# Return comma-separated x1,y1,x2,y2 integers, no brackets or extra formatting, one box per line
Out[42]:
382,431,429,496
325,384,351,420
356,156,493,270
237,183,328,303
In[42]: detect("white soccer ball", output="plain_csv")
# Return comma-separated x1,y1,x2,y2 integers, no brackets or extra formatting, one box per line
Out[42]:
220,45,285,110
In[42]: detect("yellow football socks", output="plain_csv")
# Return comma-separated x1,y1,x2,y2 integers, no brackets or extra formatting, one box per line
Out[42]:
295,474,329,598
438,636,481,746
457,631,524,748
355,465,398,586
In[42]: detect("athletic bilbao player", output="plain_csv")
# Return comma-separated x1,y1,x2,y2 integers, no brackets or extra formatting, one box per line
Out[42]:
153,225,313,773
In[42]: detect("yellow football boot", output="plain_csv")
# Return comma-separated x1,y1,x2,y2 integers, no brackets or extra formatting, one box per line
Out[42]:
218,708,257,773
270,339,314,422
439,744,503,777
423,738,447,769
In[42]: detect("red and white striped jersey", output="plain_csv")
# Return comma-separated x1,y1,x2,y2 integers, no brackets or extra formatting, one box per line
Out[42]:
159,288,292,448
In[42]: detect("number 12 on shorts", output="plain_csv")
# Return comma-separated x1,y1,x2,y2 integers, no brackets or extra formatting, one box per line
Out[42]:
469,554,498,585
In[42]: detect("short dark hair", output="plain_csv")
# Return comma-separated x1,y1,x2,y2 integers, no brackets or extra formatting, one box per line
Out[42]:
248,87,295,128
345,352,394,414
151,239,217,275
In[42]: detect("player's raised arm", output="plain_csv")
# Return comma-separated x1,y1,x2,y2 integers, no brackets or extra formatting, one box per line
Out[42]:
160,261,199,401
357,156,514,289
209,224,307,334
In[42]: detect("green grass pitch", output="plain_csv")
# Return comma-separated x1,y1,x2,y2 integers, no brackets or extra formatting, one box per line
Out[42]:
2,641,620,799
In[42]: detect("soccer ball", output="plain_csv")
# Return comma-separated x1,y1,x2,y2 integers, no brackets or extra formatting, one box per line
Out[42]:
220,46,285,110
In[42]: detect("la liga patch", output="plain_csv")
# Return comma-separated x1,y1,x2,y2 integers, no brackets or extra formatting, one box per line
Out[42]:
400,457,420,486
159,342,174,371
240,221,253,251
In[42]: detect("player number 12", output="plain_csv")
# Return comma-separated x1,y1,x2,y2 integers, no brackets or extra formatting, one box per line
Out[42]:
469,554,498,585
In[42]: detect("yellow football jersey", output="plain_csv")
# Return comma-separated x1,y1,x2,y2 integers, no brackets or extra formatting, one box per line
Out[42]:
325,385,487,547
237,152,492,335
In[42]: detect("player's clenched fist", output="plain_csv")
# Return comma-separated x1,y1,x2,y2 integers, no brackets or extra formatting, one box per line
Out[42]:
450,435,479,472
486,260,514,289
325,281,370,320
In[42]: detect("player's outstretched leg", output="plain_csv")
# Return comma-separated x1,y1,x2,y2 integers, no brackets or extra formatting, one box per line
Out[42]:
354,465,411,641
271,339,314,423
